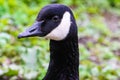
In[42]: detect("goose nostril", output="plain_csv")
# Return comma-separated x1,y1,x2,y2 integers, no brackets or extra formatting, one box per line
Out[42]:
29,28,36,33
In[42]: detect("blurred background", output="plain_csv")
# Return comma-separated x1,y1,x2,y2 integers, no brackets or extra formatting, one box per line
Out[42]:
0,0,120,80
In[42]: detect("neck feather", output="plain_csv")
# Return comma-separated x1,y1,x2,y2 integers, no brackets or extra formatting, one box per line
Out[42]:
43,37,79,80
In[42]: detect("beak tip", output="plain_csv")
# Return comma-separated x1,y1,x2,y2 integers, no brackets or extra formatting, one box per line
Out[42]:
18,35,22,39
18,33,24,39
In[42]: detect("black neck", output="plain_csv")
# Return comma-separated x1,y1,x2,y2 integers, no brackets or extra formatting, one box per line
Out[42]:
43,37,79,80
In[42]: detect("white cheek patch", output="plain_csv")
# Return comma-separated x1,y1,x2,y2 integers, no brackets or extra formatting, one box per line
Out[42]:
44,11,71,41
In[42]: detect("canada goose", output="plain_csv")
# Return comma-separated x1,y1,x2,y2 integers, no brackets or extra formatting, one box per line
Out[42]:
18,4,79,80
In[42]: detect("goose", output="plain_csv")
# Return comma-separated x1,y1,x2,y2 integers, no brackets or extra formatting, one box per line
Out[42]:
18,4,79,80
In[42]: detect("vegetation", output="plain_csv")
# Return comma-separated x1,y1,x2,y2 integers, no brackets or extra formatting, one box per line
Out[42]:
0,0,120,80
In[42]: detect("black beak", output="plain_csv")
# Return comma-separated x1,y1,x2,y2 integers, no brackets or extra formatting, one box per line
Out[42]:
18,21,44,39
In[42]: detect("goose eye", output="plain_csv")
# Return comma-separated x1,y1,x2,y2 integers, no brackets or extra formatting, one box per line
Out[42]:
52,16,59,22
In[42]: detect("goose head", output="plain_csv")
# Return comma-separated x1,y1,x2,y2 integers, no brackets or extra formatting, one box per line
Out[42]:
18,4,77,41
18,4,79,80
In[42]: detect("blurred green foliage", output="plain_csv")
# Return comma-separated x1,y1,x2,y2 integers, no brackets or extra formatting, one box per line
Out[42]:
0,0,120,80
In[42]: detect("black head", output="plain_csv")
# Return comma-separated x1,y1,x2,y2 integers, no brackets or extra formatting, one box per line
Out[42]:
18,4,77,41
